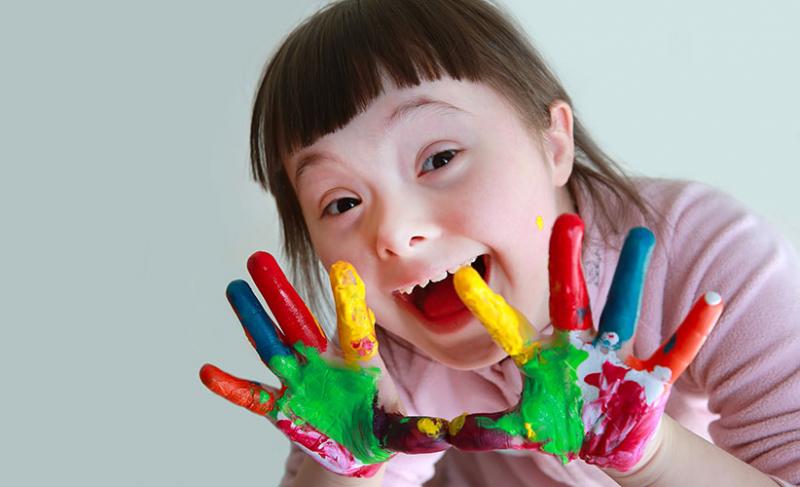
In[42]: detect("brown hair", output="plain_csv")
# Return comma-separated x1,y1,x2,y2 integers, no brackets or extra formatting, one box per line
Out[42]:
249,0,654,307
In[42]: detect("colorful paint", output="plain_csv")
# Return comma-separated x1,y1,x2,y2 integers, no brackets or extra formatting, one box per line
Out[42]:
453,266,538,365
247,251,327,351
268,343,391,464
548,214,593,331
200,252,449,478
476,337,588,462
595,227,655,351
452,263,587,462
330,261,379,364
448,214,724,471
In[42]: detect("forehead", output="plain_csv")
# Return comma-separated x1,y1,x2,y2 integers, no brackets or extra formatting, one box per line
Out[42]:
285,77,514,182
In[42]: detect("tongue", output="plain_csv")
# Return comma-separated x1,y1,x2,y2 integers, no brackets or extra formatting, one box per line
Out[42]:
413,274,466,320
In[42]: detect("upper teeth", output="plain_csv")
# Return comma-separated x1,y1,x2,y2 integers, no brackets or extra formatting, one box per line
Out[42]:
398,255,480,295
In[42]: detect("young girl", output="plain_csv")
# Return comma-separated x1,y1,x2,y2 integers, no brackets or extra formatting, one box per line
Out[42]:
201,0,800,485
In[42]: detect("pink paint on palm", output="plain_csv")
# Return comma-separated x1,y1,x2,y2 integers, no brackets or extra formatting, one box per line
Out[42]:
275,417,384,477
579,359,669,470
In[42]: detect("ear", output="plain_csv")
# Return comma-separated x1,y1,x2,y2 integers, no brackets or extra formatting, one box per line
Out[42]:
542,100,575,187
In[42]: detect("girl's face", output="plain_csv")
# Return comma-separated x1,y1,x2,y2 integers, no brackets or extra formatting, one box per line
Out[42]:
285,77,576,370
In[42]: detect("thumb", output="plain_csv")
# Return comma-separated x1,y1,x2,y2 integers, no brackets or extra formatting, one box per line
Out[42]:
328,261,402,412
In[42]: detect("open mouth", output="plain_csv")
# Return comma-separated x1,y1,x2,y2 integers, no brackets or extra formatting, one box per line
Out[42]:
394,254,490,334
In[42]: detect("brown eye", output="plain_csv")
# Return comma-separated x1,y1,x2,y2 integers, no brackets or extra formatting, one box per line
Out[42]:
323,197,361,216
420,149,458,174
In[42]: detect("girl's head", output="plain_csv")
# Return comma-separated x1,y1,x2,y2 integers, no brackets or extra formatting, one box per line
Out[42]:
250,0,649,369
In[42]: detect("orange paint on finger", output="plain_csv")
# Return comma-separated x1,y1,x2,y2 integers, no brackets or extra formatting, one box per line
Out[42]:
634,292,723,382
199,363,279,416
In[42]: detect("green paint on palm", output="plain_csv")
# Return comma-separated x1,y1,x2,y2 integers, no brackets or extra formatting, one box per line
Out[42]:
477,337,588,463
268,344,392,465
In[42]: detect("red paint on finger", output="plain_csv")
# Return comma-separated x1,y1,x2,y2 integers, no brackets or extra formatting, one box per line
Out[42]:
350,337,376,357
549,214,593,331
247,251,328,352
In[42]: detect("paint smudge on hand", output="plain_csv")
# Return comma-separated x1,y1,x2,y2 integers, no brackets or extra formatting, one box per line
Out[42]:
446,214,723,472
201,253,451,479
453,265,539,365
331,261,379,364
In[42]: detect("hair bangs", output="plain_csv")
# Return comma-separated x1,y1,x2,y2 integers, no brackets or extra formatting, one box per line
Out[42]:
251,0,511,190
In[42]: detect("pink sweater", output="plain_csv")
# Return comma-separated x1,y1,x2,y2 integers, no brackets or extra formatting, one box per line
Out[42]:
281,178,800,486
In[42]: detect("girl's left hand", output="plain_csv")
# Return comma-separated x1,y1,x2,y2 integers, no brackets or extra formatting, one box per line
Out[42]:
447,213,724,471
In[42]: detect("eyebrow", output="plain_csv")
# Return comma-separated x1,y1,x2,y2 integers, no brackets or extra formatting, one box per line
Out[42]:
293,96,467,182
384,96,467,131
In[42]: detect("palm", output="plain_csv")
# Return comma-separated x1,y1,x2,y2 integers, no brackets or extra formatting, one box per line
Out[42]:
200,253,448,477
449,214,723,471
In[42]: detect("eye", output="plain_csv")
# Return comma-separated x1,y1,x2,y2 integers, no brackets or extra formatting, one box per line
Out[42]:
420,149,458,175
322,197,361,216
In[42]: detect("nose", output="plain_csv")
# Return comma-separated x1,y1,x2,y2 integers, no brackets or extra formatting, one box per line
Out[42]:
371,193,438,260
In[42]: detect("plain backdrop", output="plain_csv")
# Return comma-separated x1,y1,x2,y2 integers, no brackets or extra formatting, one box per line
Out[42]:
2,1,798,485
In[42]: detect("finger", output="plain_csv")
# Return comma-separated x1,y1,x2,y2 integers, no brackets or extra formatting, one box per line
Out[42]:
247,251,328,352
375,411,450,454
549,213,593,332
226,280,294,374
453,266,538,366
595,227,656,351
199,363,282,418
330,261,380,365
631,292,724,383
446,411,530,451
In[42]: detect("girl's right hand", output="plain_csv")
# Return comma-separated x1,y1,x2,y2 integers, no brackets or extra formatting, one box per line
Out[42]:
199,252,449,478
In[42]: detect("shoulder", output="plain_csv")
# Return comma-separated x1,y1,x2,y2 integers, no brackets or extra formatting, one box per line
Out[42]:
621,177,796,279
630,177,796,287
632,176,753,229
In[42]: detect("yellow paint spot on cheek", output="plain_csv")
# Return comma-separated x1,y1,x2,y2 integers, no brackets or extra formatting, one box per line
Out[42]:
417,418,444,437
449,413,467,436
536,215,544,231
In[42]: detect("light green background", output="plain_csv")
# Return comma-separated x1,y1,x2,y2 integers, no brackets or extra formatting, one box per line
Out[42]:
1,1,798,486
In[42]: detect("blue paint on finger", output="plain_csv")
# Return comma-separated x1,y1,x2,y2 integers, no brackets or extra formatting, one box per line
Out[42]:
226,279,292,364
662,333,677,354
595,227,655,350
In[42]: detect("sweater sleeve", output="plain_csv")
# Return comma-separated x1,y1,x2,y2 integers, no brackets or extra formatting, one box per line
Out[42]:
659,182,800,484
278,446,444,486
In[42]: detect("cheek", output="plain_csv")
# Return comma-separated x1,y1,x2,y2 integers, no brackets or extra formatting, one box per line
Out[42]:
308,228,364,276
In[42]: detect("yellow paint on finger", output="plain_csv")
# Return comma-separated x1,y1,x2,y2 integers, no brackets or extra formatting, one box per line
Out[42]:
417,418,444,438
453,266,539,366
330,261,378,364
449,413,467,436
536,215,544,231
524,422,537,441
